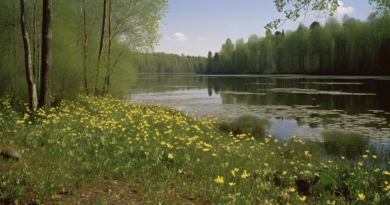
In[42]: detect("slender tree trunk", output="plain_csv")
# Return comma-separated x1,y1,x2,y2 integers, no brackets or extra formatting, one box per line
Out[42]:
36,20,41,87
20,0,38,111
103,0,112,94
33,0,37,78
95,0,107,95
11,0,17,94
83,0,89,95
39,0,52,114
12,0,17,67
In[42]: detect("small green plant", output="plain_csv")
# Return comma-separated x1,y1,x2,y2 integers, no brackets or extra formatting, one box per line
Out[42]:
322,131,368,158
218,115,271,139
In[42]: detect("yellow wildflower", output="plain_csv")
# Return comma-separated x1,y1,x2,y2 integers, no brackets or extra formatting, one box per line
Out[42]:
168,154,174,159
358,193,365,201
300,196,306,201
282,171,287,175
229,182,236,186
241,170,250,179
289,187,295,192
214,176,224,184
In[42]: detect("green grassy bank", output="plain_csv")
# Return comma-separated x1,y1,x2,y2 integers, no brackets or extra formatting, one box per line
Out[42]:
1,96,390,204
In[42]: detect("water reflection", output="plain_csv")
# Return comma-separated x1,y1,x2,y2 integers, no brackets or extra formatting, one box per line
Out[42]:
129,74,390,145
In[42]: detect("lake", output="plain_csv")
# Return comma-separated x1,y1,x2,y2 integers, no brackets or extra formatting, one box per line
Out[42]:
128,74,390,145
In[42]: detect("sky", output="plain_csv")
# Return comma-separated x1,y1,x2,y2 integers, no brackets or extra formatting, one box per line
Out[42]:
153,0,377,57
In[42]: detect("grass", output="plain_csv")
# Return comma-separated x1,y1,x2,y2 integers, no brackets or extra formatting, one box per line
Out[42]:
218,115,271,140
322,131,369,158
1,95,390,204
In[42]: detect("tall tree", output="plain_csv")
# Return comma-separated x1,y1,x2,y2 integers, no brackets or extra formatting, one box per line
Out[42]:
20,0,38,110
96,0,107,94
39,0,52,114
82,0,88,95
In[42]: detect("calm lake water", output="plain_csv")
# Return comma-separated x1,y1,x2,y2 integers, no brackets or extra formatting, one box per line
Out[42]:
128,74,390,145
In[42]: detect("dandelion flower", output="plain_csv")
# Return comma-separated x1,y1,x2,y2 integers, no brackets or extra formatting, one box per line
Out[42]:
168,153,174,159
214,176,224,184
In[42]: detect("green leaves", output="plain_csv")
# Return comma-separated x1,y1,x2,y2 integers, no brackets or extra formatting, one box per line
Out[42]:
320,173,335,191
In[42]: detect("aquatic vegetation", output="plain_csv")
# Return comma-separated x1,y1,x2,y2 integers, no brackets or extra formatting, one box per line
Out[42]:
322,131,369,158
1,96,390,204
218,115,271,139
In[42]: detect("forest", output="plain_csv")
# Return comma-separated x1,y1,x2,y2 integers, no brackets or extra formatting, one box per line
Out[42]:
0,0,168,105
133,13,390,75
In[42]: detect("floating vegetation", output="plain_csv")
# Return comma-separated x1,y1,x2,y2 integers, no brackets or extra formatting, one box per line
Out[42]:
220,91,267,95
251,83,276,85
268,88,376,96
299,82,363,85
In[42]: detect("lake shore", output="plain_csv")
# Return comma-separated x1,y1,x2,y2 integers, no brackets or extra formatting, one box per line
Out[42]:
1,95,390,204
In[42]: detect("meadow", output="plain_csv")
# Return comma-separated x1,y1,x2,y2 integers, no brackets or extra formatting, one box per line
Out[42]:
1,95,390,204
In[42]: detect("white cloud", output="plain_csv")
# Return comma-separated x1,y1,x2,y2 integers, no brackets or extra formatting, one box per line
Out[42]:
164,32,188,42
199,37,207,40
298,1,354,23
336,1,354,17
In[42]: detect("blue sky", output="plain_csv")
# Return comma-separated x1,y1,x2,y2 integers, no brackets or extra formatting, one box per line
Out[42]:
154,0,377,57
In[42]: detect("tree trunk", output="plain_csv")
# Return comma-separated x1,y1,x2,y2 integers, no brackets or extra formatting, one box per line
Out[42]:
39,0,52,114
95,0,107,95
11,0,17,94
20,0,38,110
103,0,112,94
33,0,38,80
83,0,89,95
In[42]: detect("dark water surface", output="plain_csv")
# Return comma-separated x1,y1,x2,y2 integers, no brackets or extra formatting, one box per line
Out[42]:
128,74,390,145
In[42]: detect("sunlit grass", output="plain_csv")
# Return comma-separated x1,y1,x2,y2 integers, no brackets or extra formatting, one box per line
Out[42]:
1,95,390,204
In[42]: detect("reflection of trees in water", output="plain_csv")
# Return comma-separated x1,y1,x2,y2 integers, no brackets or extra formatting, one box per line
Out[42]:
135,75,390,127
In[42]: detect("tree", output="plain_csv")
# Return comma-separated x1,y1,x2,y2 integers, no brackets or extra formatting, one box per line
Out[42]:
82,0,88,95
309,21,320,30
20,0,38,110
207,51,213,73
39,0,52,114
267,0,390,31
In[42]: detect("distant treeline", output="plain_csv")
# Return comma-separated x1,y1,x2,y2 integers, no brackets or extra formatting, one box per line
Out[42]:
133,53,207,73
135,13,390,75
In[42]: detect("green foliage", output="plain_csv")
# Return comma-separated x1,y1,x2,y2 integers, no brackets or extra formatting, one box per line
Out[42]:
319,173,335,191
322,131,369,158
132,52,206,73
0,0,168,101
219,115,271,139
